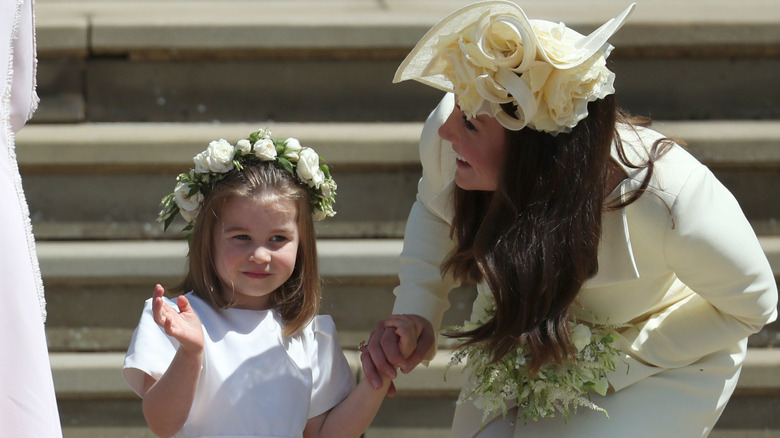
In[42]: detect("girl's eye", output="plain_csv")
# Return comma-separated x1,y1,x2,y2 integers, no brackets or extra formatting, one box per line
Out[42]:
233,234,251,241
270,235,288,243
462,115,477,132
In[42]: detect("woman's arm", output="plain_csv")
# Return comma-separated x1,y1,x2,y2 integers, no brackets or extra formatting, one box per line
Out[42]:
140,286,205,437
619,165,777,371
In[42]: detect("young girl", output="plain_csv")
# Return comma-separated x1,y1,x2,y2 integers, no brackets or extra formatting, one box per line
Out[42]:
123,130,416,438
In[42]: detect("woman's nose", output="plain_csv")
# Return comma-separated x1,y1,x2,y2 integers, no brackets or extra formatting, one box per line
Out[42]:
438,109,459,144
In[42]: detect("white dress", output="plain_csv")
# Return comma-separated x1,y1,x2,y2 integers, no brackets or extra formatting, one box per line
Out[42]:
0,0,62,435
123,292,355,438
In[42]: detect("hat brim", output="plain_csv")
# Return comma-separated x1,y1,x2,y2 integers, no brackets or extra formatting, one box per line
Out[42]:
394,0,635,92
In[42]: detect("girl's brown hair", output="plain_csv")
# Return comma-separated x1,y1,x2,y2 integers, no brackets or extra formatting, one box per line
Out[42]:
175,162,320,336
443,94,673,373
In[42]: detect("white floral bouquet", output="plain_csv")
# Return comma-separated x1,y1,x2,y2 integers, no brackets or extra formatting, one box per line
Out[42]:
447,306,622,425
159,128,337,231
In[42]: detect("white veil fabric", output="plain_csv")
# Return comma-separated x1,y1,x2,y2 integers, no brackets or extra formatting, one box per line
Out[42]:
0,0,62,435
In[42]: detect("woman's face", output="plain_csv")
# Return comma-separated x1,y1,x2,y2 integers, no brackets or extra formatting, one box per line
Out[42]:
438,100,508,191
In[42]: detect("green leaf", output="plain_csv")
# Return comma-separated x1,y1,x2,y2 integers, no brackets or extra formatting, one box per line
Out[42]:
276,157,294,175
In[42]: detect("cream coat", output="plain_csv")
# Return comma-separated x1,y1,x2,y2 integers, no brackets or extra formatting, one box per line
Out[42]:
392,93,778,437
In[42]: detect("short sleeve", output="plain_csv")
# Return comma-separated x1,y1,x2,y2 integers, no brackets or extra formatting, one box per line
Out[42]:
307,315,355,419
122,297,180,397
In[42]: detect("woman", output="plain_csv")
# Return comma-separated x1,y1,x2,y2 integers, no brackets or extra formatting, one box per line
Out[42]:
361,1,778,437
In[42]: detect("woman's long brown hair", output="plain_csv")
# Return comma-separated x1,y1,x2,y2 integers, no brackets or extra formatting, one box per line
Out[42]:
443,95,673,373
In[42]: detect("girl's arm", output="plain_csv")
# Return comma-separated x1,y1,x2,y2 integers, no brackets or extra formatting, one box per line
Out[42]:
303,315,419,438
140,285,205,438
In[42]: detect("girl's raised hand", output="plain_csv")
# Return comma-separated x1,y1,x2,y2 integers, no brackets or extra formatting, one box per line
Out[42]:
151,284,204,356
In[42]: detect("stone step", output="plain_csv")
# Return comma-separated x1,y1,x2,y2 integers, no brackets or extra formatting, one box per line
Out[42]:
16,121,780,240
38,237,780,351
51,348,780,437
31,0,780,123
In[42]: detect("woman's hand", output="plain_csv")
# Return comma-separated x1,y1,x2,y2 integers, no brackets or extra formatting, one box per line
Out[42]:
360,314,434,396
152,284,204,356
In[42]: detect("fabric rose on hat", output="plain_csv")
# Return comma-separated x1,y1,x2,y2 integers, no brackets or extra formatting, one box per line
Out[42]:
425,10,616,135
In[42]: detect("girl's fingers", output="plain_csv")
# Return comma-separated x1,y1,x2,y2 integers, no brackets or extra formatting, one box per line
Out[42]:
360,344,382,390
176,294,191,313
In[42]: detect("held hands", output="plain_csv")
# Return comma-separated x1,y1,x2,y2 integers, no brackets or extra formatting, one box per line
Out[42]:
152,284,204,356
360,314,435,396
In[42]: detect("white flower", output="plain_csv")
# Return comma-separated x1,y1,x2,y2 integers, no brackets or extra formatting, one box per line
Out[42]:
173,181,203,212
283,138,302,161
570,323,592,352
296,148,323,187
320,179,336,198
532,54,614,133
193,139,235,173
253,138,277,161
284,137,302,151
178,205,200,223
235,139,252,155
256,128,272,139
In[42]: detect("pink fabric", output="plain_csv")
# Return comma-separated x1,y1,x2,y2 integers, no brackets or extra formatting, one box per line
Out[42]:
0,0,62,435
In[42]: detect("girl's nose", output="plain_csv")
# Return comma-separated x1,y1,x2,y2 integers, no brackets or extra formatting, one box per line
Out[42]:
249,246,271,263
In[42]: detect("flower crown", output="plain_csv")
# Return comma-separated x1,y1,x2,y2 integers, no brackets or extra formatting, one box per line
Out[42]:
159,129,336,232
394,1,635,134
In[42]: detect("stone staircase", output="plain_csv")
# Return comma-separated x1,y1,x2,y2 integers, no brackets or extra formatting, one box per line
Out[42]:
20,0,780,436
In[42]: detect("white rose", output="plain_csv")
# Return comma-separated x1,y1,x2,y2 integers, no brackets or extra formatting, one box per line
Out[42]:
296,148,321,185
193,139,235,173
283,138,303,161
570,323,592,352
535,54,614,133
173,181,203,217
235,139,252,155
253,138,277,161
179,205,200,223
284,137,302,151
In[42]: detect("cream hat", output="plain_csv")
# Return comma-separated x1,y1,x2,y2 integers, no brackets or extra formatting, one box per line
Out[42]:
394,1,635,134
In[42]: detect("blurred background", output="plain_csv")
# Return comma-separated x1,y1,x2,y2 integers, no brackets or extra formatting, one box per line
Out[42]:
16,0,780,436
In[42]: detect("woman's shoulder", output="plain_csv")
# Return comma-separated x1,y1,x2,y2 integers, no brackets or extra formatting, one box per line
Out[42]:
615,122,705,199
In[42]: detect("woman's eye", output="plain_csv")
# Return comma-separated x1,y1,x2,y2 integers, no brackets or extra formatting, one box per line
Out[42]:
462,115,477,132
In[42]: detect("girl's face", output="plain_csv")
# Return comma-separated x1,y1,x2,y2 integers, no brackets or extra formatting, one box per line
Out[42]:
438,99,508,191
213,195,299,310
